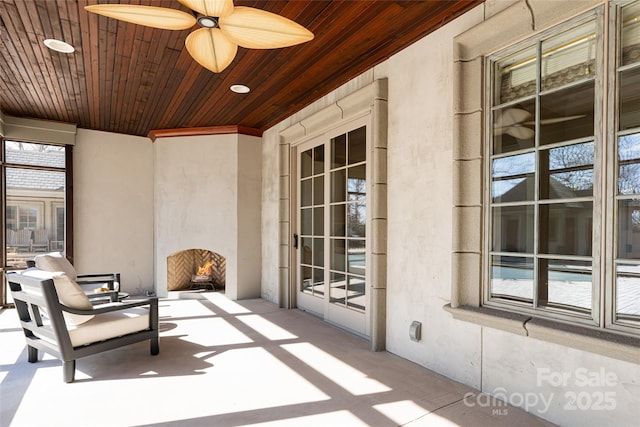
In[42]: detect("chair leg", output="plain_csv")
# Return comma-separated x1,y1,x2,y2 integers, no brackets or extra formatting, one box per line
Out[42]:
63,360,76,383
27,346,38,363
150,338,159,355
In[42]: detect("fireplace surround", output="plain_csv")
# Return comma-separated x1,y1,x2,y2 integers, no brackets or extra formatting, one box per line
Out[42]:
167,249,226,291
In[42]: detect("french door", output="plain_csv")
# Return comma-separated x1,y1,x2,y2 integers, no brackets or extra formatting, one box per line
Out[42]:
295,119,369,336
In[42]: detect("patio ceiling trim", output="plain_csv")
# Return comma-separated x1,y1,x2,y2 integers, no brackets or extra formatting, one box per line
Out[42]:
147,125,263,141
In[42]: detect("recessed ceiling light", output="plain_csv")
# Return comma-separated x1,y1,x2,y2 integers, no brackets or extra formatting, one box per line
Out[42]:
44,39,75,54
230,84,250,94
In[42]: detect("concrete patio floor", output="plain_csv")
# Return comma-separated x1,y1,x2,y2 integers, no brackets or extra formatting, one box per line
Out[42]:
1,291,555,427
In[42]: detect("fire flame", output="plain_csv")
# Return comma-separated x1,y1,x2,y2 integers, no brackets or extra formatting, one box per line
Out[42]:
197,261,214,276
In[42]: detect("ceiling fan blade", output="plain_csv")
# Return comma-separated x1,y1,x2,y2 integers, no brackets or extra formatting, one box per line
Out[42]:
185,28,238,73
496,108,532,128
536,115,586,125
505,126,535,140
220,6,314,49
84,4,196,30
179,0,234,18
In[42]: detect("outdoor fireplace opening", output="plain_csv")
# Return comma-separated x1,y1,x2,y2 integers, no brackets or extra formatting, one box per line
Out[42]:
167,249,226,291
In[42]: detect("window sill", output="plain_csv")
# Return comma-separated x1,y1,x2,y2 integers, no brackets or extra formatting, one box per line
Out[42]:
443,304,640,364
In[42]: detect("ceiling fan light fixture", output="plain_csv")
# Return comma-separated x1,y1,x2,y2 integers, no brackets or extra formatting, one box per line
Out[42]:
230,84,250,94
197,16,218,28
43,38,75,53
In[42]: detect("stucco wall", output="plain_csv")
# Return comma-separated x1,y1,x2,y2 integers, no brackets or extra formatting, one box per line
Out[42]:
154,133,261,299
73,128,154,295
261,1,639,425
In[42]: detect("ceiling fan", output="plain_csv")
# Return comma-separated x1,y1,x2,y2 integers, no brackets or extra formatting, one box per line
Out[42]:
494,108,585,140
85,0,314,73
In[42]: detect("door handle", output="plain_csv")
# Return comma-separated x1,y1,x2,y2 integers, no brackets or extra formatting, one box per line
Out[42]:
293,233,299,249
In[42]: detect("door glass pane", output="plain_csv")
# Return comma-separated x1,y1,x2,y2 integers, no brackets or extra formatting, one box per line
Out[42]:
618,199,640,259
491,205,534,253
301,149,312,178
492,152,535,203
493,100,536,154
313,268,324,296
330,272,346,305
331,170,346,203
622,1,640,67
301,208,312,235
618,134,640,195
490,256,533,304
541,20,596,92
347,240,365,275
347,275,365,311
616,263,640,323
301,265,312,294
538,259,592,314
494,45,537,105
331,239,346,271
540,142,594,199
313,238,324,267
347,202,366,238
539,82,594,146
331,205,345,237
301,237,312,265
313,207,323,235
332,134,346,168
348,165,366,200
313,145,324,175
540,202,593,256
301,179,312,207
348,127,366,164
619,68,640,131
313,176,324,205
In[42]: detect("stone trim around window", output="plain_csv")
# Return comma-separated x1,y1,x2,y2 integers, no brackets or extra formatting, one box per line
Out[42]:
279,78,388,351
449,0,640,363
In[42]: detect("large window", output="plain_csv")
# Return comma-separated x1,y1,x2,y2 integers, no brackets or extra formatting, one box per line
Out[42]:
1,139,72,305
485,2,640,334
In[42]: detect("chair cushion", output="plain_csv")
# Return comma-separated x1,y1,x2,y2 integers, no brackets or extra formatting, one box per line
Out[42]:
19,268,94,326
67,306,149,347
34,252,77,281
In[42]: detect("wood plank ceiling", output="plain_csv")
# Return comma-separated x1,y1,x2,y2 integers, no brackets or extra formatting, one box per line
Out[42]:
0,0,483,138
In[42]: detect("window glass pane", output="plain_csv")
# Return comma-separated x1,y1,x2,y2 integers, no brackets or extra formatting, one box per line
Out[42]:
621,1,640,67
301,149,312,178
331,205,345,237
313,145,324,175
619,134,640,195
541,20,596,92
493,100,536,154
6,166,65,268
539,82,594,145
347,239,365,275
301,208,312,235
348,165,366,201
347,202,366,238
331,239,346,271
332,134,346,168
347,275,366,311
540,202,593,256
313,238,324,267
313,207,324,236
313,176,324,205
616,263,640,323
494,45,537,105
618,199,640,259
331,170,346,203
619,68,640,131
348,127,366,165
4,141,65,167
492,206,534,253
301,179,312,207
492,152,535,203
490,256,533,303
538,259,592,313
540,143,594,199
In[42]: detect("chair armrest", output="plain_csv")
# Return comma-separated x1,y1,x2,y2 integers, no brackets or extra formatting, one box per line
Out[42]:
87,291,120,304
60,297,157,315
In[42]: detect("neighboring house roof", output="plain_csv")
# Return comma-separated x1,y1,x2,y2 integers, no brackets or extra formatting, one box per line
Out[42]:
5,149,65,191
